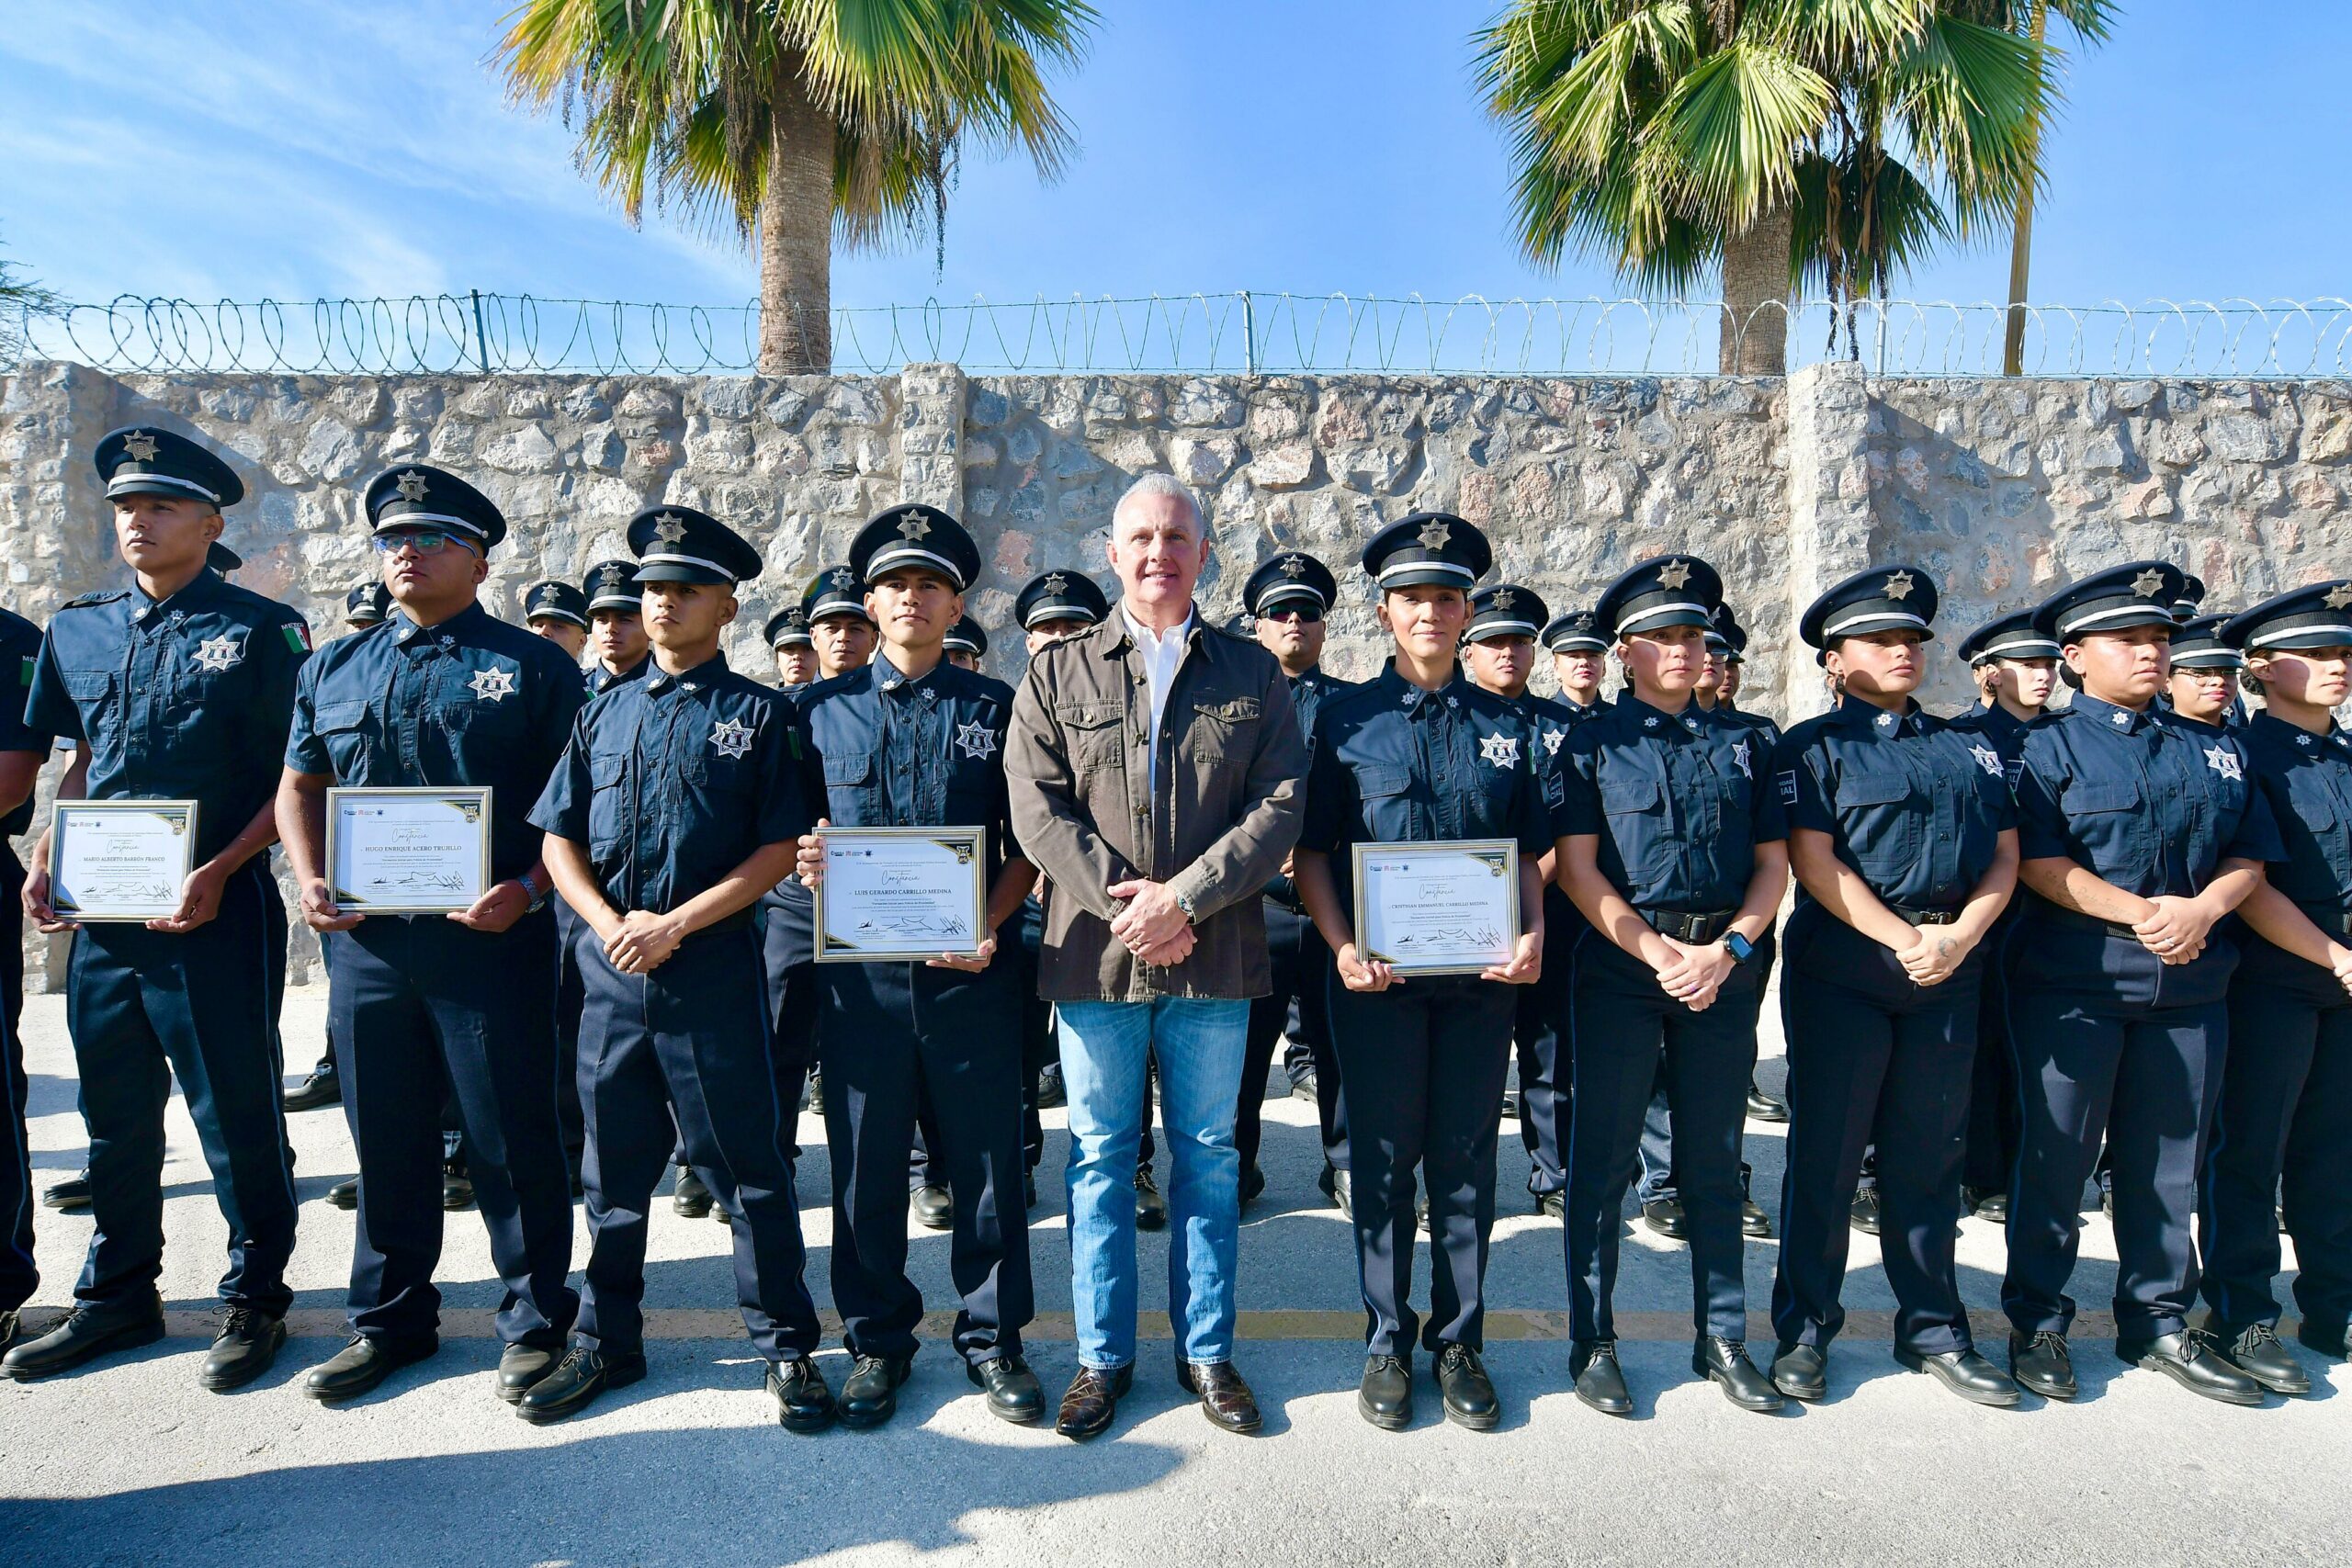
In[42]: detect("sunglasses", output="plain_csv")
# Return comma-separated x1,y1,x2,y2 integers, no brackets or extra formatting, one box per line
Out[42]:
1258,604,1324,624
371,530,476,556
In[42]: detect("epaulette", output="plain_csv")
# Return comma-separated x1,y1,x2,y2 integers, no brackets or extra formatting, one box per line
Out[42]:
61,590,129,610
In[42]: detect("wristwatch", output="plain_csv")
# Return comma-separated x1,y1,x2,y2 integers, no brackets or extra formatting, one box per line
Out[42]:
1724,931,1756,964
1173,888,1199,926
515,869,550,915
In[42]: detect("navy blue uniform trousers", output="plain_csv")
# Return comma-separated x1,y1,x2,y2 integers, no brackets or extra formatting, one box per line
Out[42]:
823,955,1031,1365
2003,927,2228,1340
1770,907,1979,1355
1566,933,1761,1343
2202,936,2352,1336
1515,886,1579,1198
552,899,588,1160
1238,897,1346,1177
1330,976,1514,1356
1962,913,2023,1194
67,860,296,1313
330,909,577,1348
0,850,32,1315
575,926,819,1361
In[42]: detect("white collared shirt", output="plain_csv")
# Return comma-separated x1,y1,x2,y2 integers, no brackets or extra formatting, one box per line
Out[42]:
1122,603,1195,791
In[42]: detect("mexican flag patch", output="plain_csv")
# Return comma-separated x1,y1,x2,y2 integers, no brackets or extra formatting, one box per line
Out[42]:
282,622,311,653
17,656,32,688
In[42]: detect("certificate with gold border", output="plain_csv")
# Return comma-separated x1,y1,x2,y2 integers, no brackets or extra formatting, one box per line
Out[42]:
813,826,987,962
51,799,198,921
1351,838,1519,976
326,786,492,914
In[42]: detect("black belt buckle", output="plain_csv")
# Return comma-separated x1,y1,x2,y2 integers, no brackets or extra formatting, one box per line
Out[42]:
1895,906,1961,927
1644,908,1733,944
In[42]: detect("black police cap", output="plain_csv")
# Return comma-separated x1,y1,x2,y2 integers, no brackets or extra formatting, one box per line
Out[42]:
1362,512,1491,591
2173,573,2208,624
2169,613,2242,670
345,581,392,627
1956,608,2060,665
1594,555,1724,639
1798,565,1939,650
1246,551,1339,617
852,503,980,592
365,466,507,552
764,603,814,649
1465,583,1549,644
1541,609,1608,654
207,541,242,576
96,426,244,510
524,579,590,629
944,617,989,658
2031,560,2187,642
1014,569,1110,630
2221,580,2352,653
628,505,762,585
582,559,640,614
803,565,871,625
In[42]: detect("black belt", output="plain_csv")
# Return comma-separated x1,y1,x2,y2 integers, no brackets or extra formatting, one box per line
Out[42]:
1888,905,1962,927
1639,908,1736,944
2040,903,2144,942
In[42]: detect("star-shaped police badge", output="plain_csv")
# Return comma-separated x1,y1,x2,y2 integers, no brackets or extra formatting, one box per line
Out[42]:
1657,558,1692,591
2204,744,2243,782
1969,743,2003,777
1042,571,1069,596
2132,568,2168,600
1418,519,1452,551
1479,732,1520,770
122,431,160,462
1884,569,1916,600
194,635,243,671
600,564,629,591
709,717,754,760
1279,554,1307,578
651,513,689,549
956,721,999,761
467,666,517,704
1730,739,1752,778
830,567,855,592
1543,727,1565,757
395,469,430,502
2328,583,2352,611
899,509,933,540
1494,588,1517,611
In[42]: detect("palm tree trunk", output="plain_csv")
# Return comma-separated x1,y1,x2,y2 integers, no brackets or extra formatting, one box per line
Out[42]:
2003,0,2050,378
1719,199,1792,375
759,69,835,375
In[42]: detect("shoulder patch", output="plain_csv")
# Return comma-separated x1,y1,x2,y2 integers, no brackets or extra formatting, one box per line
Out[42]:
282,621,311,653
1777,769,1799,805
18,655,33,688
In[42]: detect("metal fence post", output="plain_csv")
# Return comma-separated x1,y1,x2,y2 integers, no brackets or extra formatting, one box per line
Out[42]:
469,289,492,375
1241,290,1257,377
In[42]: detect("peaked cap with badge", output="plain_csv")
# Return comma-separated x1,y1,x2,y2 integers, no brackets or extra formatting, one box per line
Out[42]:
1594,554,1724,639
345,581,393,627
1361,512,1491,590
583,558,640,614
943,617,989,659
1956,608,2061,665
2031,560,2187,642
1246,550,1339,618
2172,573,2209,625
1541,608,1609,654
2221,579,2352,652
2167,613,2242,670
628,504,762,585
524,579,590,629
96,425,244,510
1014,569,1109,629
763,602,814,649
1465,582,1549,645
850,502,980,591
364,465,507,551
1799,565,1939,649
803,564,871,625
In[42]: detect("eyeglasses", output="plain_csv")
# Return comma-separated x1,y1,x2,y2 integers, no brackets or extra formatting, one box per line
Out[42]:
1259,604,1324,624
371,530,472,556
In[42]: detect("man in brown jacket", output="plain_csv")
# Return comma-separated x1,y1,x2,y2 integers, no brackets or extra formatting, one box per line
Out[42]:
1006,472,1306,1441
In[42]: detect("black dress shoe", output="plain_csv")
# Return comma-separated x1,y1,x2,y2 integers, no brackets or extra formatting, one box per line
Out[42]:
1135,1168,1168,1232
1499,1089,1521,1120
1770,1342,1826,1402
839,1351,914,1428
326,1176,359,1211
1056,1363,1133,1440
40,1172,90,1213
1238,1164,1267,1207
1746,1083,1791,1122
1962,1186,2010,1224
304,1333,440,1404
1175,1357,1261,1433
2008,1330,2076,1400
1415,1190,1430,1233
1532,1190,1565,1220
283,1062,342,1112
1358,1353,1412,1430
1642,1198,1688,1240
1035,1064,1066,1109
2213,1322,2312,1395
1849,1186,1882,1235
1741,1195,1772,1238
768,1354,837,1432
2297,1319,2350,1359
1570,1338,1632,1416
1693,1337,1783,1413
968,1353,1046,1425
1291,1070,1318,1105
2120,1330,2265,1405
911,1184,954,1231
804,1071,825,1115
514,1344,646,1424
441,1163,475,1212
1434,1343,1499,1430
496,1342,563,1404
3,1296,165,1381
672,1164,714,1219
1319,1164,1353,1220
199,1307,286,1392
1896,1346,2020,1406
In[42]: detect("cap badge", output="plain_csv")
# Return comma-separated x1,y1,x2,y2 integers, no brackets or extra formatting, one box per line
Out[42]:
1417,519,1452,551
650,513,689,549
830,567,855,592
121,431,160,463
899,509,933,541
2326,583,2352,610
1043,571,1069,596
1657,558,1692,591
1493,588,1516,611
600,565,628,590
1279,553,1307,579
395,469,430,503
1883,569,1916,601
2132,568,2167,600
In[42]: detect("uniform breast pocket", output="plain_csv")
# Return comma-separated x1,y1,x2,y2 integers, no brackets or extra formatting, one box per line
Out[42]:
1352,761,1412,840
1833,768,1919,876
1598,773,1667,874
309,698,375,783
585,753,629,857
823,750,882,825
59,669,118,745
2061,777,2143,865
1056,701,1127,773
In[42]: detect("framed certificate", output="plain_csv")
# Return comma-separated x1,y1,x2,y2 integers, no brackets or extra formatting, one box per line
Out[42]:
51,799,199,921
326,786,492,914
813,826,988,963
1351,838,1521,976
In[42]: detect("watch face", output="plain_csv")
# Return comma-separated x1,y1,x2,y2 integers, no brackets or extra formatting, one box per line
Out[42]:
1725,932,1754,962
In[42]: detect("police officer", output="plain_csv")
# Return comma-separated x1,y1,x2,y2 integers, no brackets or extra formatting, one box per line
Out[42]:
0,596,46,1352
2198,583,2352,1386
1765,567,2023,1407
944,616,988,672
1292,514,1550,1431
1462,582,1578,1218
2002,560,2278,1405
582,561,649,696
789,566,877,1120
1555,554,1790,1416
1236,550,1353,1213
277,465,582,1405
2167,614,2243,730
525,503,830,1427
808,564,878,679
791,503,1042,1428
1950,608,2059,1223
767,604,820,688
6,427,308,1391
1543,609,1610,714
524,579,591,663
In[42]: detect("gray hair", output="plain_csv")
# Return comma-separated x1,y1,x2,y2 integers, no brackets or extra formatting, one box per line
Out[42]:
1113,471,1206,536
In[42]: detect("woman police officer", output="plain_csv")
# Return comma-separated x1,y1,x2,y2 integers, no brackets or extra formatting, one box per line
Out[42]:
1763,567,2022,1406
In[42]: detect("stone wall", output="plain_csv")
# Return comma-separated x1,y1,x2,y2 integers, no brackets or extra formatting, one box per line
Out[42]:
4,357,2350,987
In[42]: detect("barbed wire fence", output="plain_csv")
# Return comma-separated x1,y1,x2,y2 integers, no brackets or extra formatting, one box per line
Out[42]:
11,291,2352,379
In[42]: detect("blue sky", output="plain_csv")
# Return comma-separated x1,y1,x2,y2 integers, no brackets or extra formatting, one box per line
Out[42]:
2,1,2344,320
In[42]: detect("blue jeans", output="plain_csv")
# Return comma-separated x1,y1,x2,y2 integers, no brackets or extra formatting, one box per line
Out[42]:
1058,998,1248,1370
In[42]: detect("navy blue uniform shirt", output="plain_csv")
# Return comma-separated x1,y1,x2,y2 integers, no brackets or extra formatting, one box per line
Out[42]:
0,607,47,838
2239,711,2352,924
1299,662,1555,909
285,604,586,885
794,653,1023,883
1952,700,2038,789
2013,693,2281,898
1775,696,2016,911
1557,694,1789,912
26,571,309,863
530,651,809,930
584,656,647,699
1263,664,1356,906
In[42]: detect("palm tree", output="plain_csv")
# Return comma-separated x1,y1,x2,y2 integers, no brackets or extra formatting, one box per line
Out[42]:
2000,1,2115,376
500,0,1097,373
1476,1,2048,374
